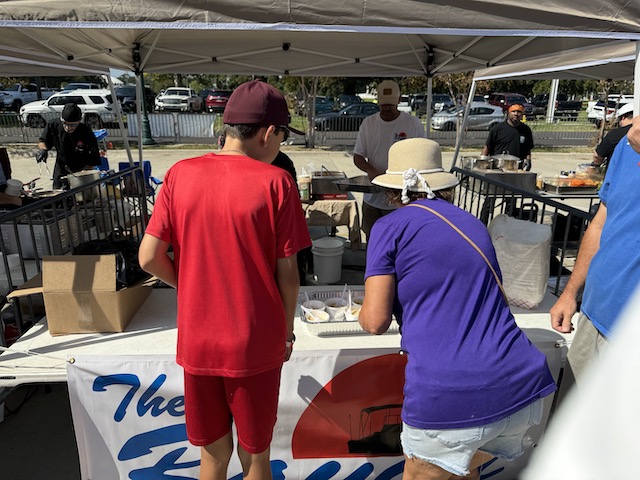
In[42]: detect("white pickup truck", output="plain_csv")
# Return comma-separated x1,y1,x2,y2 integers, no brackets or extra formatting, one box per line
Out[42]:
154,87,203,112
0,83,56,111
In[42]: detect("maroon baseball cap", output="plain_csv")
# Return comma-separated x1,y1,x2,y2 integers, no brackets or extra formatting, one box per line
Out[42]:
223,80,304,136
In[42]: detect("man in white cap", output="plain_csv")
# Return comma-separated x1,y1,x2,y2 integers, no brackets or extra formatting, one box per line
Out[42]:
592,101,634,167
353,80,426,241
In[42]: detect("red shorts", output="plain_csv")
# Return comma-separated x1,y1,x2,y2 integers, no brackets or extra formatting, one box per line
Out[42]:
183,367,282,453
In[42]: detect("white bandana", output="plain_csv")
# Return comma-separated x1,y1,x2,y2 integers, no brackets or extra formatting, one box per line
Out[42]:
400,168,435,204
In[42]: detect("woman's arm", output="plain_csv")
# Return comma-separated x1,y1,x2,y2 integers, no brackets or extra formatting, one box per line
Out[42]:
359,274,396,335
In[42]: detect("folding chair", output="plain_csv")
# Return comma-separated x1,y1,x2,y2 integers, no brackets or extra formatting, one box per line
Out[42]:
117,161,163,204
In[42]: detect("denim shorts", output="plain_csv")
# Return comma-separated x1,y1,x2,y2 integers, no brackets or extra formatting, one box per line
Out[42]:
400,398,544,477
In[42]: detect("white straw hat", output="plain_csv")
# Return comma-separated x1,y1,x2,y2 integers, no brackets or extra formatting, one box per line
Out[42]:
372,138,459,203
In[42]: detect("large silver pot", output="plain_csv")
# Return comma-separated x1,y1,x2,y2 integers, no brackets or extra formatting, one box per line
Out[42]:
461,155,494,170
492,153,520,171
63,169,102,202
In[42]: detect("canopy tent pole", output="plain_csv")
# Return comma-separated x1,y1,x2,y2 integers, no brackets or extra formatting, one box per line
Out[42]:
106,75,134,166
546,79,559,123
635,42,640,116
425,77,433,139
449,80,477,171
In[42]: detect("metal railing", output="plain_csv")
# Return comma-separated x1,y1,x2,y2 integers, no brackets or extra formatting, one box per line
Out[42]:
0,166,149,345
451,167,597,296
0,112,224,144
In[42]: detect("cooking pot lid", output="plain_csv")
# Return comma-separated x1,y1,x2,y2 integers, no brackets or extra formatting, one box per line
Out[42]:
492,153,520,161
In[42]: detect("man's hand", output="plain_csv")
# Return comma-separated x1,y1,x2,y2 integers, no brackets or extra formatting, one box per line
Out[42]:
550,294,577,334
35,149,48,163
523,158,532,171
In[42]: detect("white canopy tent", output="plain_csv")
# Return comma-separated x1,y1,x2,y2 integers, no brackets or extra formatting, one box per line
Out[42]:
1,0,639,157
450,41,640,167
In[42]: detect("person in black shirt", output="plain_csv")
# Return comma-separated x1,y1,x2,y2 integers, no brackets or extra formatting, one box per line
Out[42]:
36,103,101,188
593,102,634,167
482,103,534,171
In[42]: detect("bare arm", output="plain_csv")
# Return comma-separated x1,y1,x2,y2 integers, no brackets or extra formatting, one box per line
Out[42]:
550,203,607,333
138,234,177,288
481,146,490,156
359,274,396,335
38,141,48,150
275,255,299,361
354,153,383,181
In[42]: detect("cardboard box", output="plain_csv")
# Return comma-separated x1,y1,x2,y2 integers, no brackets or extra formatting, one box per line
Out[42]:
8,255,155,335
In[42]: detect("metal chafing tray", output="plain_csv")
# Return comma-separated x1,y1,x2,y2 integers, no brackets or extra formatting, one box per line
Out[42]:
334,175,385,193
542,183,598,195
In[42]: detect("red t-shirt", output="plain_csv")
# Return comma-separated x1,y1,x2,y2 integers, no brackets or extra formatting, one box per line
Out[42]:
145,153,311,377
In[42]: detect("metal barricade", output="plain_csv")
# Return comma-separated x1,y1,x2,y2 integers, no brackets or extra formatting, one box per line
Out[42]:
452,167,597,297
0,167,148,345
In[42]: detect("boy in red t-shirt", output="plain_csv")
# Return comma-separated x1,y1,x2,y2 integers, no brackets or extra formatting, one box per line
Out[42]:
139,80,310,480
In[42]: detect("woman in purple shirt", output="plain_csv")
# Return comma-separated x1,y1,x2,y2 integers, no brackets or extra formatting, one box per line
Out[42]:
359,138,556,480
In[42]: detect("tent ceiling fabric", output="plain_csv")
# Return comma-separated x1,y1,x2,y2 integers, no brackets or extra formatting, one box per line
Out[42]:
0,1,639,77
474,41,637,81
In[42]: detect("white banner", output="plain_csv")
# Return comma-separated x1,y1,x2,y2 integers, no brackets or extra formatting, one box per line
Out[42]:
67,343,562,479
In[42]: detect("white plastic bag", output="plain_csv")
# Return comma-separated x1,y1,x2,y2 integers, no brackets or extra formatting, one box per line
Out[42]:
488,214,552,309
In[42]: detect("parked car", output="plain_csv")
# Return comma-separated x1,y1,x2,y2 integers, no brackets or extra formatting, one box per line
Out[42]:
114,84,155,113
397,95,412,113
587,99,632,127
410,93,426,111
532,93,582,118
155,87,203,112
63,82,101,91
315,103,380,131
415,94,455,116
430,102,505,131
296,96,334,115
205,90,233,113
487,92,535,117
0,83,56,111
333,94,362,111
19,89,115,129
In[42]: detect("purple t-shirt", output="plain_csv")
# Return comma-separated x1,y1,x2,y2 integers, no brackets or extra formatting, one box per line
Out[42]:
366,198,556,429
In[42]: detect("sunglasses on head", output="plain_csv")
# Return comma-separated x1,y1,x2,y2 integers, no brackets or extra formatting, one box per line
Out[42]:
274,125,290,142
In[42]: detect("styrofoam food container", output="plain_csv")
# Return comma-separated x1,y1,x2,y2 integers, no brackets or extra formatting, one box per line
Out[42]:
302,299,325,311
324,297,348,320
352,295,365,306
345,305,361,322
304,310,330,323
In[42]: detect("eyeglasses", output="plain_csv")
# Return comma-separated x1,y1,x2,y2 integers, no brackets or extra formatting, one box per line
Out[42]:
274,125,289,142
61,120,80,127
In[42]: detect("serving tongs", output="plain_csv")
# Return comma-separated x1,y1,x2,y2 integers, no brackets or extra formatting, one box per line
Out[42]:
38,160,51,178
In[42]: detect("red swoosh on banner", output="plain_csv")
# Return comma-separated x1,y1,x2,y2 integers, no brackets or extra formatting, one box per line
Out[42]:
292,353,406,458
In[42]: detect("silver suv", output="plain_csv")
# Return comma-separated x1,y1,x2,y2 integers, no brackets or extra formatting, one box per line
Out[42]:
19,89,116,129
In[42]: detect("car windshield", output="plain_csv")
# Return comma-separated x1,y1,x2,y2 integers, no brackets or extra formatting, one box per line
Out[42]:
116,86,136,96
166,89,188,96
5,85,20,91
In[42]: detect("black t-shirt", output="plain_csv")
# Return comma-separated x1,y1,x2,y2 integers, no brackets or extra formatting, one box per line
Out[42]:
484,121,534,160
595,124,631,162
40,119,100,185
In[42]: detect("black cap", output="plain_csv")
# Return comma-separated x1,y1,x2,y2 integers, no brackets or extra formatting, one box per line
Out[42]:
61,103,82,122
